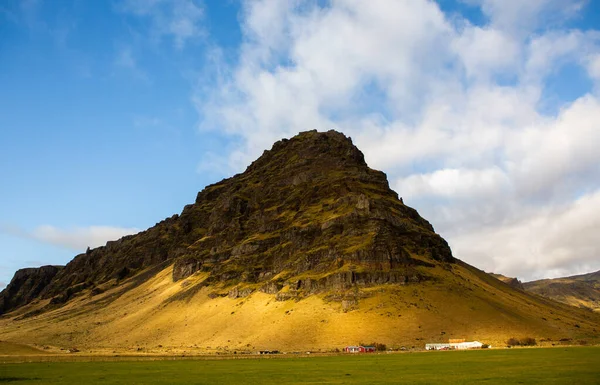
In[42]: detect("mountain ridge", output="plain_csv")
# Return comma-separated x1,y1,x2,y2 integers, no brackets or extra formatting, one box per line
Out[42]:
0,129,598,352
523,270,600,312
1,130,452,315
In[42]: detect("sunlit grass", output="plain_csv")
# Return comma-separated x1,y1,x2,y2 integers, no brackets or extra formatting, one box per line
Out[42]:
1,347,599,384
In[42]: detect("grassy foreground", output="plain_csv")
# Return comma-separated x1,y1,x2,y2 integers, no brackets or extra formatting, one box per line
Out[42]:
1,347,599,384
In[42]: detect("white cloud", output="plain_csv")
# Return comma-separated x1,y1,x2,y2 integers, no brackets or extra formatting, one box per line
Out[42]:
587,53,600,80
465,0,587,33
192,0,600,281
452,26,520,81
450,189,600,280
396,167,511,200
0,224,140,252
523,30,599,87
199,0,456,165
119,0,204,49
32,225,140,251
508,96,600,200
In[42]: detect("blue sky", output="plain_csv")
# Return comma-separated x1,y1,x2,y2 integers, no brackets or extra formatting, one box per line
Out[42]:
1,0,599,288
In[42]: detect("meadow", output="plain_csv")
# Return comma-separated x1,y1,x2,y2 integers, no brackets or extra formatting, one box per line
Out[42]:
1,347,599,384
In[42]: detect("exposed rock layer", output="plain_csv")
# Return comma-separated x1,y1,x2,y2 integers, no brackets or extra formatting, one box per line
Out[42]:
0,266,62,314
1,130,453,314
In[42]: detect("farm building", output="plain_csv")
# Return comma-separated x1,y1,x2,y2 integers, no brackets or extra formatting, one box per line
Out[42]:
360,346,376,353
453,341,484,350
425,343,451,351
425,341,485,350
344,345,377,353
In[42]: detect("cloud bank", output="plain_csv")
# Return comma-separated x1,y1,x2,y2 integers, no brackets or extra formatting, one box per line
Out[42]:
195,0,600,281
1,225,140,252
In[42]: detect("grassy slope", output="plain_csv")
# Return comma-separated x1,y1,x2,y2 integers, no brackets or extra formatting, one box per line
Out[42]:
0,261,598,354
0,341,48,356
524,272,600,312
1,347,600,384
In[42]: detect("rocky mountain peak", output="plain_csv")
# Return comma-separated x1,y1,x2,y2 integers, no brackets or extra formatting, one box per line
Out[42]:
246,130,367,174
1,129,453,314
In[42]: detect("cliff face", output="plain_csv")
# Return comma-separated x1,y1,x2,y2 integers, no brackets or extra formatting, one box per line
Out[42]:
1,130,453,314
0,266,62,314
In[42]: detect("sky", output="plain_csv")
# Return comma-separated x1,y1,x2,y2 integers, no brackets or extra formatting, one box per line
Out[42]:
1,0,599,289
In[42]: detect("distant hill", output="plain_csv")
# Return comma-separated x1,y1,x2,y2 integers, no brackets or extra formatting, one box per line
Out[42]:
523,271,600,312
1,130,598,353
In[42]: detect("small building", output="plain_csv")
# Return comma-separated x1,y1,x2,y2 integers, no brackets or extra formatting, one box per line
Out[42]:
360,346,376,353
344,345,376,353
258,350,279,354
425,343,451,351
452,341,483,350
426,341,485,350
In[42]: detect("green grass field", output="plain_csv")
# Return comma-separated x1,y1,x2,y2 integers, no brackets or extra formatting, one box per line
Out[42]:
1,347,599,384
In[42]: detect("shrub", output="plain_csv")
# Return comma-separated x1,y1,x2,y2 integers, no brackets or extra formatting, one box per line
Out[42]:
520,337,537,346
507,337,536,347
375,343,387,352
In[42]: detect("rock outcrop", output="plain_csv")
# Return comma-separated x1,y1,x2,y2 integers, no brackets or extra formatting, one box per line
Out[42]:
0,266,62,314
491,274,525,290
1,130,453,314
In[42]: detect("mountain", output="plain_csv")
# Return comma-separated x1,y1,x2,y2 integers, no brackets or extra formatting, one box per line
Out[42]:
1,130,598,353
524,271,600,312
1,130,452,314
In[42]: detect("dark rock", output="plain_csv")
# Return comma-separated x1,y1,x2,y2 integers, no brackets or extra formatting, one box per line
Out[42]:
49,281,90,305
115,267,130,281
260,282,283,294
90,287,105,296
173,257,202,282
228,287,254,298
276,292,299,301
0,130,454,313
208,292,227,299
505,277,525,290
491,273,525,290
0,265,62,314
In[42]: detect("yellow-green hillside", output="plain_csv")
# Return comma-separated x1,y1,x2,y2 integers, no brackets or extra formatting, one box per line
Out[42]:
1,260,597,354
1,130,598,354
